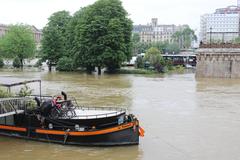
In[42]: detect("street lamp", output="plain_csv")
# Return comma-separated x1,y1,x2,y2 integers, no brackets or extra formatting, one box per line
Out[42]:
222,33,225,43
210,27,212,47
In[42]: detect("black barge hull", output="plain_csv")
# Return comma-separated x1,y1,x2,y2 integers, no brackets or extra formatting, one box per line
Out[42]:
0,121,139,146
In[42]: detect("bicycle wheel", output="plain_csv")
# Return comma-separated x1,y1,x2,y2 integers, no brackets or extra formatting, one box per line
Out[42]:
65,110,76,118
50,108,60,119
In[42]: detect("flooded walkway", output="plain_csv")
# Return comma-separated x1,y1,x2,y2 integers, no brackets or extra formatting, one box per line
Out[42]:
0,70,240,160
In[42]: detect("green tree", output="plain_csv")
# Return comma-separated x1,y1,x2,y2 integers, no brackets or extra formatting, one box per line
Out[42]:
132,33,141,55
71,0,132,74
144,47,164,72
56,56,74,71
132,33,140,43
172,26,197,49
135,56,144,68
234,37,240,44
152,42,168,53
13,57,21,68
166,43,180,54
0,58,4,68
172,31,183,48
182,27,197,48
135,42,151,54
41,11,71,71
132,41,180,56
0,25,36,68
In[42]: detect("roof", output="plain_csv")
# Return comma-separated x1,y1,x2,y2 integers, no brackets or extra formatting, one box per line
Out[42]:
0,79,41,88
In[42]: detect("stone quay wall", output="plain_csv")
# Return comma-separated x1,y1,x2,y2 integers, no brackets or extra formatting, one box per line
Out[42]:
196,48,240,78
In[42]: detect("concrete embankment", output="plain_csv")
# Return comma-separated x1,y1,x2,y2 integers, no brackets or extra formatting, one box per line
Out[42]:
196,48,240,78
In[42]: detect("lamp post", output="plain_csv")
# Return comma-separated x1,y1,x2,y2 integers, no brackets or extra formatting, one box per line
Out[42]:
222,32,225,43
210,27,212,47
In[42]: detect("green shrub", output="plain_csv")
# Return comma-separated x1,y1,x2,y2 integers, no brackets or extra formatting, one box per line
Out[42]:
174,65,185,72
0,88,12,98
13,57,21,68
118,69,157,74
144,47,165,72
18,85,33,97
56,57,74,71
135,56,144,68
0,58,4,68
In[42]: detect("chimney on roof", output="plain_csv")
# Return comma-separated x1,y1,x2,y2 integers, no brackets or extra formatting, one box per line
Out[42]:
151,18,158,27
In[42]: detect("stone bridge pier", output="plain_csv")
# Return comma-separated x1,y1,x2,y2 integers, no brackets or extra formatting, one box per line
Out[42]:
196,48,240,78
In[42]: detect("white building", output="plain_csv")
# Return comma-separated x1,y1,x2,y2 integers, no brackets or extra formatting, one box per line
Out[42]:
200,13,240,43
200,2,240,43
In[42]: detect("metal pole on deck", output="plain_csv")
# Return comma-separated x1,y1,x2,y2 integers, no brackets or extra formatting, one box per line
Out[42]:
210,27,212,47
8,87,11,94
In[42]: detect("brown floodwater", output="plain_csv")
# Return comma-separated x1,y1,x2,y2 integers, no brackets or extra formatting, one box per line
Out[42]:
0,69,240,160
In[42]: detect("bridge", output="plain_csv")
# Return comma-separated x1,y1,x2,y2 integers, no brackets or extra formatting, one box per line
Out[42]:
196,47,240,78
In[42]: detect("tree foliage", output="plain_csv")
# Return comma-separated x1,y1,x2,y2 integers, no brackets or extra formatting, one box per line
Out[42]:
13,57,21,68
70,0,132,73
132,33,140,43
172,26,197,49
0,88,12,98
132,41,180,55
132,33,142,56
0,58,4,68
234,37,240,44
0,24,36,68
144,47,164,72
135,55,144,68
40,0,132,74
165,43,180,54
41,11,71,71
56,56,74,71
18,85,33,97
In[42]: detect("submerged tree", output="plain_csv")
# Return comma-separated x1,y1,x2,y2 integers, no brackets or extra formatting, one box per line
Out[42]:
41,11,71,71
0,24,36,68
71,0,133,74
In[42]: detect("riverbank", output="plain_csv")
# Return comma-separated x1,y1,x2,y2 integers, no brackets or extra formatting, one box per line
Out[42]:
0,65,188,75
117,65,186,74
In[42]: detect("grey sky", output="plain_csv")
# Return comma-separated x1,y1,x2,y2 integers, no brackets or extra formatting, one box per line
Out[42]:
0,0,237,32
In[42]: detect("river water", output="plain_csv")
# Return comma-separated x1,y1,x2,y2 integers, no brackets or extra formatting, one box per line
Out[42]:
0,69,240,160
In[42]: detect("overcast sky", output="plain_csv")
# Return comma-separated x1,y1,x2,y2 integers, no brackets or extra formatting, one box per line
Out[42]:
0,0,237,33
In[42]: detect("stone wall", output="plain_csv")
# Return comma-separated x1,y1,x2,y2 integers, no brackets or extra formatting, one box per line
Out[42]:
196,48,240,78
199,43,240,48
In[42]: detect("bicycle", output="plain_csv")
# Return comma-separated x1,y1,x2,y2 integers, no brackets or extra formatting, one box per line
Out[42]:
50,97,76,119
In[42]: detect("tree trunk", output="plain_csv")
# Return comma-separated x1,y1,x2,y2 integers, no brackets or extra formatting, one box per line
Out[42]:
20,58,23,70
48,63,52,72
86,66,94,74
97,66,101,75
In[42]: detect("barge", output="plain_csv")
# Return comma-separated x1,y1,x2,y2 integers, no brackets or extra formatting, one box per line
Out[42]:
0,80,144,146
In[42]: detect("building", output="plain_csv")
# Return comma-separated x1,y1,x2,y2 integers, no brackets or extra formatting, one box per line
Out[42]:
200,2,240,43
200,13,240,43
133,18,188,43
0,24,42,47
215,5,240,14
